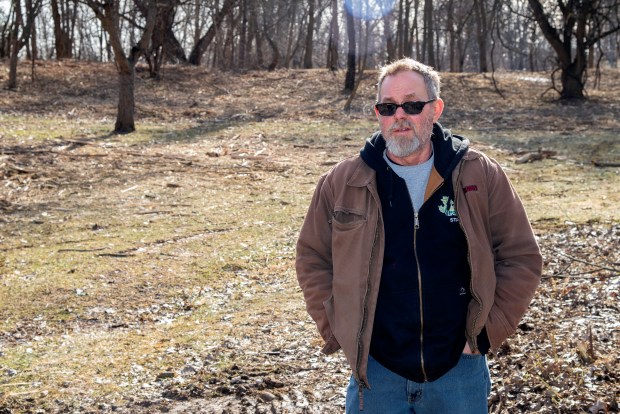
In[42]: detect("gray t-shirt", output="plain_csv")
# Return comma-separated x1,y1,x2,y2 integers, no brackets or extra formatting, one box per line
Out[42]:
383,150,434,212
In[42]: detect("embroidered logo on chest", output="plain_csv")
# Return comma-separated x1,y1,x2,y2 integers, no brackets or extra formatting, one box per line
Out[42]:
438,196,459,222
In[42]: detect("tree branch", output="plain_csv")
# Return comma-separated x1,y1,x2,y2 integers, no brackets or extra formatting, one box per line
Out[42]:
527,0,570,64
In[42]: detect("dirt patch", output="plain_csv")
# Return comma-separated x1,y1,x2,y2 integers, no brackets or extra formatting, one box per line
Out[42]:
0,61,619,413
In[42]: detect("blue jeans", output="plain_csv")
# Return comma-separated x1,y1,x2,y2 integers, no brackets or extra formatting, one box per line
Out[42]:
346,354,491,413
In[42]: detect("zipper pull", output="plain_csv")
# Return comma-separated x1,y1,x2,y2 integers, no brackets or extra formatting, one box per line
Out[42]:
414,211,420,229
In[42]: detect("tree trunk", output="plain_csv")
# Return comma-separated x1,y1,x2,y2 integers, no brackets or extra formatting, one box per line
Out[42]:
344,8,355,92
8,0,21,89
86,0,156,132
265,32,280,71
447,0,456,71
7,0,40,89
51,0,72,58
303,0,315,68
396,0,404,57
288,13,305,68
193,0,201,47
238,0,247,69
250,0,263,68
326,0,339,70
527,0,592,100
561,62,586,100
413,0,420,59
283,2,298,68
384,9,395,62
528,25,536,71
163,28,186,63
423,0,435,66
223,5,235,68
26,0,37,61
114,10,157,133
8,36,19,89
188,0,236,65
0,16,10,58
115,67,135,133
403,0,411,57
29,20,37,61
138,0,186,76
473,0,488,72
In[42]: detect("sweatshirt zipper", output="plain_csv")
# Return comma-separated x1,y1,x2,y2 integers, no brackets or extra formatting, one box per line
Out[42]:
413,211,427,381
414,178,444,382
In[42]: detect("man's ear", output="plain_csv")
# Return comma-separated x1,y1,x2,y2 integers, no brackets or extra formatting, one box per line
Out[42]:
433,98,445,122
374,105,381,120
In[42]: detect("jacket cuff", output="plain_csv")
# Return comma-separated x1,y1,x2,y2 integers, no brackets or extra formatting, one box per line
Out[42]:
477,327,491,355
320,334,341,355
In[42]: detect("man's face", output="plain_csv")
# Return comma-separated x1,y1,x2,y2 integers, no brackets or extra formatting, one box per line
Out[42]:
375,71,444,161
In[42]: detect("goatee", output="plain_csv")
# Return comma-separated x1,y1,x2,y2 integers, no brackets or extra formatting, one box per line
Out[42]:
384,118,433,158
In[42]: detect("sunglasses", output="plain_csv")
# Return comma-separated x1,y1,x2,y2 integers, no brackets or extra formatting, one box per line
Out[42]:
375,99,436,116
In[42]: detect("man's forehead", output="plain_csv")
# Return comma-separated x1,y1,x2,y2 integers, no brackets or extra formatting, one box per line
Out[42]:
381,75,426,99
382,71,425,90
381,92,420,102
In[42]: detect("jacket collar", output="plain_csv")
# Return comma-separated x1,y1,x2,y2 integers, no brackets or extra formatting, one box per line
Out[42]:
347,157,376,188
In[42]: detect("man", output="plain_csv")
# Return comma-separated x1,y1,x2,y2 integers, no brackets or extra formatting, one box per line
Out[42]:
295,58,542,413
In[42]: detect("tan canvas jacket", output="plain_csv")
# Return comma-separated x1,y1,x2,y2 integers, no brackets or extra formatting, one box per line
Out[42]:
296,147,543,388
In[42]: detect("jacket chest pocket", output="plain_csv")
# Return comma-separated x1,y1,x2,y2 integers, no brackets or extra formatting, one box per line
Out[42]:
331,207,367,231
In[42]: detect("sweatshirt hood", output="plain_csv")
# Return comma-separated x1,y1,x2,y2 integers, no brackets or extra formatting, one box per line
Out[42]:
360,122,469,179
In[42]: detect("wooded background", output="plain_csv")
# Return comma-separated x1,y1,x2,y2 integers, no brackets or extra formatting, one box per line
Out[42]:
2,0,620,131
1,2,620,413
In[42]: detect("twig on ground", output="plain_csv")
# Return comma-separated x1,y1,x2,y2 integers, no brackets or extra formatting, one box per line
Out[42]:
57,247,106,253
591,160,620,168
552,248,620,273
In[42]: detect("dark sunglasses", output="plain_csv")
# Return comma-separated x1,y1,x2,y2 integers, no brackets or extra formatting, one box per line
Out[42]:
375,99,436,116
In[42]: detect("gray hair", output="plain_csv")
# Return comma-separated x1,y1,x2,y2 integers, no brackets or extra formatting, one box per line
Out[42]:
376,58,441,102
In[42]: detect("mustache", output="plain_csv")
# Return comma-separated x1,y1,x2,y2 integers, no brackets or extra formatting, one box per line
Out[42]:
389,121,415,132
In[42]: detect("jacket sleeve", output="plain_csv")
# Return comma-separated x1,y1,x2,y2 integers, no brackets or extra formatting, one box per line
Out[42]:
484,157,543,350
295,173,341,354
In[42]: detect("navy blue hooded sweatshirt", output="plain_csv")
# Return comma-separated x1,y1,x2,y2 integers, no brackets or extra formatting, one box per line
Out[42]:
361,123,474,383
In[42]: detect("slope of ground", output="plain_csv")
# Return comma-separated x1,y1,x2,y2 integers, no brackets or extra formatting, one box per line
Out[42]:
0,61,618,413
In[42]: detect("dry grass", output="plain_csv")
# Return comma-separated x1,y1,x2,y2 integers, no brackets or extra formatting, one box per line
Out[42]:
0,60,618,413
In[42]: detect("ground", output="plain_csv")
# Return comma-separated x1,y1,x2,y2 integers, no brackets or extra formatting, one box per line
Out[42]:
0,61,618,413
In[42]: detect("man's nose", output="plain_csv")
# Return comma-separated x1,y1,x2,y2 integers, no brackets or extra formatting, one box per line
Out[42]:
394,106,408,118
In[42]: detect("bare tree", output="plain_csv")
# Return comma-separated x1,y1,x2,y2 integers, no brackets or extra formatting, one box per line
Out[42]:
326,0,339,70
137,0,186,78
412,0,420,59
396,0,412,59
7,0,42,89
236,0,245,68
260,0,282,71
188,0,237,65
1,10,10,58
423,0,435,66
83,0,157,133
494,0,533,70
446,0,457,70
283,1,302,68
50,0,75,59
5,0,620,80
473,0,490,72
303,0,315,68
528,0,620,100
382,4,395,62
344,5,355,92
248,0,263,68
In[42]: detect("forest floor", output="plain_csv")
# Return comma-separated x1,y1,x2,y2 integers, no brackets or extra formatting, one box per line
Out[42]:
0,60,619,414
